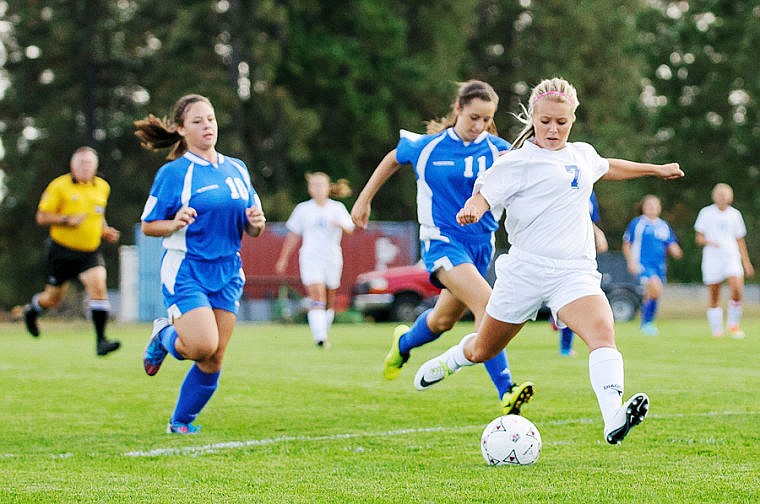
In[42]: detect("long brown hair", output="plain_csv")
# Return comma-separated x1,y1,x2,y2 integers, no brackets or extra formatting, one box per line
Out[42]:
306,171,353,199
134,94,212,160
426,80,500,135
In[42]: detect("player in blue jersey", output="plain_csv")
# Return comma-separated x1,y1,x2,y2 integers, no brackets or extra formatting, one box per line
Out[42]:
413,77,684,445
622,194,682,336
351,80,534,415
135,94,267,434
555,191,608,356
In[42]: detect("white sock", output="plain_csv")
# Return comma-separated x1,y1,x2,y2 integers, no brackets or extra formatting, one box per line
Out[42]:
706,307,724,335
588,347,624,427
307,309,327,343
325,309,335,333
727,300,742,329
445,333,477,371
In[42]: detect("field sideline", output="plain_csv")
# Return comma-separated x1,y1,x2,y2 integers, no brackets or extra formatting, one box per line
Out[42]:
1,317,758,503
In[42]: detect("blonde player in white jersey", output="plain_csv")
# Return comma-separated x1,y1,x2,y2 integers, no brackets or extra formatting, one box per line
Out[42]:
694,183,754,338
413,77,684,445
275,172,355,347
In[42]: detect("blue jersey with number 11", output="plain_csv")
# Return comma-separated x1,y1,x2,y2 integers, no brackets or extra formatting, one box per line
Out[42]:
396,128,509,242
141,151,260,260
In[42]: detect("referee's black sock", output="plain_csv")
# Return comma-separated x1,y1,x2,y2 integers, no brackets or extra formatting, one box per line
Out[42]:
89,299,111,342
92,310,108,342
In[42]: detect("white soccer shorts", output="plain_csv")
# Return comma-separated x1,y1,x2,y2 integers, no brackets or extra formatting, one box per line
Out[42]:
487,247,604,324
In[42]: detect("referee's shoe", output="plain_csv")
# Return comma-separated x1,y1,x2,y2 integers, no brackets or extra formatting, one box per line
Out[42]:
97,338,121,356
22,304,40,337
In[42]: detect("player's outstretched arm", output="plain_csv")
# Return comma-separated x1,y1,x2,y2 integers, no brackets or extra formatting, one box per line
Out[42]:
350,149,401,229
603,159,684,181
456,192,491,226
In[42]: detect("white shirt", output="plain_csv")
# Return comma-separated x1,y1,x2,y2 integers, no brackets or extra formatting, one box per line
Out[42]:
475,140,609,261
694,204,746,261
285,199,355,257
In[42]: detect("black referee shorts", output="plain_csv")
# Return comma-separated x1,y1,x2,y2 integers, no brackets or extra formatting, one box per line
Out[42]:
45,239,105,287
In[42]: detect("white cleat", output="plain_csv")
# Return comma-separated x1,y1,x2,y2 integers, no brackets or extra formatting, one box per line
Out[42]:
413,351,458,391
604,392,650,445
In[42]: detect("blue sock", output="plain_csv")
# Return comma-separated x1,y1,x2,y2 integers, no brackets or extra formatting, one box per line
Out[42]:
398,309,439,355
171,364,220,424
560,327,574,354
647,299,659,323
159,325,184,360
483,350,513,399
641,300,656,325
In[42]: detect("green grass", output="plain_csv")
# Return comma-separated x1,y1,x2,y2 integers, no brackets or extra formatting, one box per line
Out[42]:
1,316,759,503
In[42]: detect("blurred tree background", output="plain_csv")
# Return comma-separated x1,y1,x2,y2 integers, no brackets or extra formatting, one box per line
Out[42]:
0,0,758,308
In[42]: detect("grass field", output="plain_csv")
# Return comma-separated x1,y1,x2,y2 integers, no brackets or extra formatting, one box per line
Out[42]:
1,315,759,503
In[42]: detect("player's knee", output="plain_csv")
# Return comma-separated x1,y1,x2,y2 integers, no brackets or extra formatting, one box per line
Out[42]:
428,313,457,333
185,339,218,361
466,343,493,363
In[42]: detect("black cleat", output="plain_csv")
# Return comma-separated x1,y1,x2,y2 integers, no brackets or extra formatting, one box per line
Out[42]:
23,304,40,337
97,339,121,356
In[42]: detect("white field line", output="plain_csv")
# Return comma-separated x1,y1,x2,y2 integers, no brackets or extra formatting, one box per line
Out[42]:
122,409,760,458
0,410,756,459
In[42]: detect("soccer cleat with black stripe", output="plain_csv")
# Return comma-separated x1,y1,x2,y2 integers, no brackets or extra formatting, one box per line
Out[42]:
605,392,650,445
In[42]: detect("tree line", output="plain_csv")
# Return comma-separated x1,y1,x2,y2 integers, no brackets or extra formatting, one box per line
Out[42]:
0,0,758,307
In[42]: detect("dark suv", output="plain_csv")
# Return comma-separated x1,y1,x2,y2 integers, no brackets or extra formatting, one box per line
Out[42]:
596,251,643,322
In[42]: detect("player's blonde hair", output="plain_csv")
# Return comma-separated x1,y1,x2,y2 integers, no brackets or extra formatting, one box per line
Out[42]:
510,78,579,149
306,171,353,199
134,94,212,160
426,80,500,135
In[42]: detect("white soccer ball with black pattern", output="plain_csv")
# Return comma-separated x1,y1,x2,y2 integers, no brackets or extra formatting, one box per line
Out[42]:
481,414,542,466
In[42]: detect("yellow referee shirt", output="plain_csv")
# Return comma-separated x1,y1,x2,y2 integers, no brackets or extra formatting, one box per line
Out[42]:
38,174,111,252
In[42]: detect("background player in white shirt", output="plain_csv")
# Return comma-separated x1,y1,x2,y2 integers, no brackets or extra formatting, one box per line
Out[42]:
414,77,684,445
275,172,355,347
137,94,267,434
351,80,534,416
694,183,754,338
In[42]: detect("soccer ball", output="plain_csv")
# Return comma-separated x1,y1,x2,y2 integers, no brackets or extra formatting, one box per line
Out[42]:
481,414,542,466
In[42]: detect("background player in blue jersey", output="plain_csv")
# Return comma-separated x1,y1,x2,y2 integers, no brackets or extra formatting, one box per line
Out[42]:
136,94,266,434
622,194,682,336
556,191,608,356
351,80,534,415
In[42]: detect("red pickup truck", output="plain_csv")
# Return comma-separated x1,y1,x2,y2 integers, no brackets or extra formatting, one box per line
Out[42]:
351,262,440,322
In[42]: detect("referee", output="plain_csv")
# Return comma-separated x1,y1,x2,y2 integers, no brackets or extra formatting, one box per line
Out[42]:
22,146,122,356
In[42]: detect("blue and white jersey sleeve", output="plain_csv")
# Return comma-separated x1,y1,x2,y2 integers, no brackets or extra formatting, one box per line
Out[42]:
622,216,640,245
141,164,184,223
